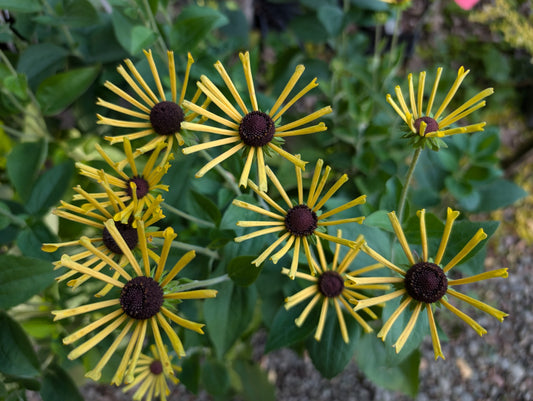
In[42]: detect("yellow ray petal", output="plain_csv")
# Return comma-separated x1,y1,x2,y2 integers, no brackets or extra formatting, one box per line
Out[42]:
194,142,245,178
426,67,442,116
239,52,258,111
388,211,415,265
448,268,508,286
434,66,469,120
270,65,305,117
426,304,445,360
417,209,428,261
377,297,411,342
272,77,319,122
440,298,487,336
214,60,248,115
314,298,329,342
443,228,487,273
394,301,422,354
446,288,508,322
435,207,460,265
352,289,406,311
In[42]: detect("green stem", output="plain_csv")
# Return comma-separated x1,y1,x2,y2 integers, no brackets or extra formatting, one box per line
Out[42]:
141,0,168,59
387,7,403,68
397,147,422,223
152,237,219,259
161,202,215,228
174,274,230,292
0,206,27,228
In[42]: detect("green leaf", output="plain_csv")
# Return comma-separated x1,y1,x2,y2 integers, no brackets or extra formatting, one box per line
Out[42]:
111,10,158,55
170,5,229,52
36,65,100,115
16,222,59,261
62,0,99,28
191,190,221,226
6,140,47,202
317,5,344,36
228,255,262,287
204,280,257,359
354,331,420,397
234,360,276,401
0,0,41,13
0,311,40,378
306,310,362,378
40,363,84,401
200,358,230,397
25,160,74,215
179,353,200,394
0,202,10,230
0,254,56,309
473,179,527,212
3,74,29,101
265,302,317,352
17,44,69,89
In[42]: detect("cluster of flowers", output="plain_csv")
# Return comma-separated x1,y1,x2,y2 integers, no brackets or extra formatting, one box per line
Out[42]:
43,48,507,400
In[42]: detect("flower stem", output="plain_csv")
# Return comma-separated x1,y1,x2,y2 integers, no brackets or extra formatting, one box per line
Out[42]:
174,274,230,292
152,237,219,260
0,206,27,228
161,202,215,228
397,147,422,223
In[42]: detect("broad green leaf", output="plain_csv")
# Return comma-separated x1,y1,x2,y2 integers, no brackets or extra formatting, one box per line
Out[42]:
3,74,28,101
474,179,526,212
0,0,41,13
179,353,200,394
170,5,229,52
234,360,276,401
16,222,59,261
25,160,74,215
200,358,230,396
264,302,317,352
62,0,99,27
40,363,84,401
36,66,100,115
6,139,47,202
228,255,262,287
204,279,257,359
354,331,420,397
0,202,10,230
191,190,221,226
306,310,362,378
317,4,344,36
0,254,56,309
17,44,69,89
111,10,158,55
0,311,40,378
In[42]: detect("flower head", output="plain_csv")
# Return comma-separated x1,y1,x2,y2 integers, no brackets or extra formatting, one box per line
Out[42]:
122,345,181,401
97,50,204,157
42,186,164,297
349,208,508,359
181,51,332,191
52,219,217,384
283,232,386,342
387,67,494,150
233,158,366,278
75,138,170,224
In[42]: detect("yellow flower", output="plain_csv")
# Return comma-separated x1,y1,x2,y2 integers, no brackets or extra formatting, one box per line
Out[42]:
52,219,217,384
181,51,332,191
233,158,366,278
283,231,386,342
122,345,181,401
349,208,508,359
387,67,494,149
75,138,170,224
42,185,164,297
97,49,205,158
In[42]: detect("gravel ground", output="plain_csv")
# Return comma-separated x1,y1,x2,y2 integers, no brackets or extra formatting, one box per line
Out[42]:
36,231,529,401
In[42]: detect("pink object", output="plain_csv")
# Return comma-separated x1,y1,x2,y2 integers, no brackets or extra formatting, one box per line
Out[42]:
454,0,480,10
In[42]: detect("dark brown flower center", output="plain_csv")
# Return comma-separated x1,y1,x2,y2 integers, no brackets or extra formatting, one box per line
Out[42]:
284,204,317,237
120,276,164,320
125,176,150,199
318,271,344,298
149,360,163,375
102,221,138,254
404,262,448,303
150,101,185,136
414,116,439,136
239,111,275,147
